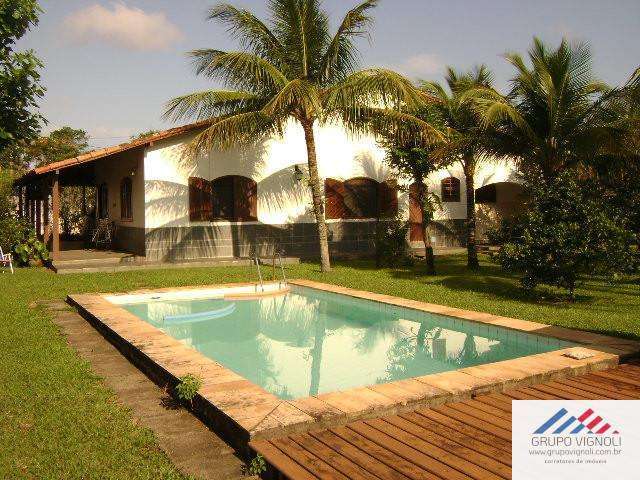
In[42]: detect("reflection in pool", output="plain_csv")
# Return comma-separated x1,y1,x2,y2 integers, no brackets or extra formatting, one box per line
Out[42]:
122,286,573,400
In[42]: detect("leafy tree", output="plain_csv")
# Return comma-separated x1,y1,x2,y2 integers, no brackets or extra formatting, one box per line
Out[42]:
164,0,431,272
28,127,90,167
490,171,634,299
474,38,632,180
0,0,45,157
130,130,160,141
381,143,445,273
422,66,495,270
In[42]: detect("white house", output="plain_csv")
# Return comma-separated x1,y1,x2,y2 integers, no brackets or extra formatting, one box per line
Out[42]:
14,121,523,264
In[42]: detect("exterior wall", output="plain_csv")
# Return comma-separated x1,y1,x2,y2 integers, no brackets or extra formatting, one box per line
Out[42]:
142,122,521,261
93,148,146,255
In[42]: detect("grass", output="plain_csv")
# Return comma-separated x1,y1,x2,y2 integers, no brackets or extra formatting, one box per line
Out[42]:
1,254,638,478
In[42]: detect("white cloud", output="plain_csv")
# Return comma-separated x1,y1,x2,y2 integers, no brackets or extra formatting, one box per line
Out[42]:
63,3,184,51
395,53,444,79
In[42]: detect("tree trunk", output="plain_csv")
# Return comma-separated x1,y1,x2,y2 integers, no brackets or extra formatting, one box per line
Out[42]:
463,158,479,270
417,181,435,274
301,120,331,272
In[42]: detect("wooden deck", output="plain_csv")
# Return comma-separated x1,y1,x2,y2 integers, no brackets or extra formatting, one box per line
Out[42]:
250,361,640,480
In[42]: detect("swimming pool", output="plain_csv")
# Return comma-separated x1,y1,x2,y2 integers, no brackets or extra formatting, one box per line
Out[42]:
118,284,573,400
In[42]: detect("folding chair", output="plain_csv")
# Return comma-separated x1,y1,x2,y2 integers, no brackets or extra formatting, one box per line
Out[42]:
0,246,14,274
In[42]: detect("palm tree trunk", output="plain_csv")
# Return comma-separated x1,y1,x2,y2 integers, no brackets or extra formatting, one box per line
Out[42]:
301,120,331,272
463,158,479,270
417,183,435,275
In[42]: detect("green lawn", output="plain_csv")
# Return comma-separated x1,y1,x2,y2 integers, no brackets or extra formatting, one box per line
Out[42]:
1,255,638,478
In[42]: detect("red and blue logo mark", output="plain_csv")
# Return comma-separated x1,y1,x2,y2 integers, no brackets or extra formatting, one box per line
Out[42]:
534,408,619,435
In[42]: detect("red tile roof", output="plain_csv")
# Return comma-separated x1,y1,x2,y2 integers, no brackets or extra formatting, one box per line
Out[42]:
16,120,210,184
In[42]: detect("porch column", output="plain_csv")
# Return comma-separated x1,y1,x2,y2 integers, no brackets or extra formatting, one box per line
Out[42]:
43,186,51,246
51,171,60,260
35,199,42,237
18,187,23,218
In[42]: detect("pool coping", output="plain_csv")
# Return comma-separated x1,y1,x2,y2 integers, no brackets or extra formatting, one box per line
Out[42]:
67,280,640,451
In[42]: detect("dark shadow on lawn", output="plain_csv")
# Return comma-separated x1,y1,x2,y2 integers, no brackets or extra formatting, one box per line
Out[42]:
437,275,593,306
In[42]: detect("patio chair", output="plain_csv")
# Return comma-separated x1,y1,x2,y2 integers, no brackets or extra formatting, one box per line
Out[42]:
0,246,14,274
90,219,115,249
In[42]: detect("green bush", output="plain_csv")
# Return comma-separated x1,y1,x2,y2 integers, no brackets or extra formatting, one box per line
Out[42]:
175,374,203,405
490,171,634,298
375,215,414,268
0,172,49,265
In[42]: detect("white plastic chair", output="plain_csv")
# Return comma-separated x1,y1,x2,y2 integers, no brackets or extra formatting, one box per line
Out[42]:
0,247,14,274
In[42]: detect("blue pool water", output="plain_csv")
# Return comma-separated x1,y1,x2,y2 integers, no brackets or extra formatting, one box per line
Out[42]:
121,286,573,400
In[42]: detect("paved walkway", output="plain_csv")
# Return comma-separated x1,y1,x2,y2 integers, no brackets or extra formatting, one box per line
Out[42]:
44,300,252,480
251,361,640,480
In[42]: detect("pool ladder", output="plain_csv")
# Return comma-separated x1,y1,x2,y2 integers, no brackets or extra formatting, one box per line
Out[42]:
253,252,287,292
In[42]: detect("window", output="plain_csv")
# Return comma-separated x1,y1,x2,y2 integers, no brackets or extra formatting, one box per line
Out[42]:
378,180,398,218
188,175,257,222
120,177,133,220
98,183,109,219
476,184,497,203
212,176,257,221
325,178,397,219
188,177,213,221
441,177,461,202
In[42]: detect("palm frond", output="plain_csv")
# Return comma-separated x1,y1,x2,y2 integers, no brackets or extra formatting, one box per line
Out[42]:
326,68,429,113
190,49,288,94
208,4,285,63
163,90,263,122
262,79,322,117
185,110,280,156
319,0,378,83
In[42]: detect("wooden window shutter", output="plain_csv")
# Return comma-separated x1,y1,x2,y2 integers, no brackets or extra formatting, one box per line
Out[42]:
188,177,212,221
234,176,258,221
378,180,398,218
344,178,378,219
324,178,346,219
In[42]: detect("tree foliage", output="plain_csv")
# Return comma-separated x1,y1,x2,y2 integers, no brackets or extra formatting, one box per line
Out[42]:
472,38,634,179
0,0,45,155
490,171,634,298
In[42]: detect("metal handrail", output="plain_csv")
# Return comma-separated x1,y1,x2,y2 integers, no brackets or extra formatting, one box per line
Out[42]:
273,252,287,288
254,255,264,292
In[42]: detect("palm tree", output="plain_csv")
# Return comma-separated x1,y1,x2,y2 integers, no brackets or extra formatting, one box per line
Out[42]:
472,38,631,180
164,0,431,272
422,66,495,270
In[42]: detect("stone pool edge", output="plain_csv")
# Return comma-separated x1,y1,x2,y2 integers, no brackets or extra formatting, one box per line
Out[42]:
67,280,639,452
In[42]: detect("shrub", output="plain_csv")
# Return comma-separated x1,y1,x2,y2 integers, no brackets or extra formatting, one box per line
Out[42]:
375,215,413,268
247,454,267,476
490,171,634,298
175,374,203,405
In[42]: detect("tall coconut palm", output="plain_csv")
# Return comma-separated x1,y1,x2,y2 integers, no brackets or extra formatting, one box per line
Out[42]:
164,0,433,272
422,66,495,270
472,38,631,180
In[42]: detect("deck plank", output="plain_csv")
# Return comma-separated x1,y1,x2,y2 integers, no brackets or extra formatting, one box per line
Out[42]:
251,363,640,480
373,417,511,479
309,429,412,480
271,437,350,480
398,411,512,462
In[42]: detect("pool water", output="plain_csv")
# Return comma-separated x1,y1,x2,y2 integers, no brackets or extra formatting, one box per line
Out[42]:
121,286,572,400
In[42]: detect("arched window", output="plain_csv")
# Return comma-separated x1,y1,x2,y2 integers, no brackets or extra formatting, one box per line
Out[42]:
98,183,109,219
120,178,133,220
210,175,257,221
441,177,461,202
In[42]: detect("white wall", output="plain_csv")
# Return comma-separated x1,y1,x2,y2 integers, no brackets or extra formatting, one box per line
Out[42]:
143,121,520,229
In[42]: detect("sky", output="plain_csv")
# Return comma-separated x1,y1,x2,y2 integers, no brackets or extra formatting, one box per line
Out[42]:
17,0,640,149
